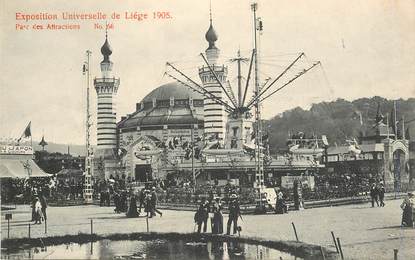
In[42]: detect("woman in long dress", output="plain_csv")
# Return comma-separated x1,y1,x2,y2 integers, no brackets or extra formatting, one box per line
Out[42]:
34,197,43,224
211,198,223,234
401,192,414,227
126,193,140,218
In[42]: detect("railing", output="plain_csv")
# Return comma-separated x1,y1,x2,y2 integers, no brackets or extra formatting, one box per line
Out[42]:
198,65,227,74
94,77,120,84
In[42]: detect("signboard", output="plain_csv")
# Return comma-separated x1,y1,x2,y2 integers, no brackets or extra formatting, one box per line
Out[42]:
169,129,191,135
5,213,12,220
0,145,33,155
281,175,315,190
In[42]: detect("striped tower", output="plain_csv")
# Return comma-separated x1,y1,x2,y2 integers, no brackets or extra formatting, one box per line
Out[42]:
94,33,120,151
199,15,227,140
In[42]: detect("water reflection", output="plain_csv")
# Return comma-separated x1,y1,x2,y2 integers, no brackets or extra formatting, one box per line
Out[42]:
2,239,301,259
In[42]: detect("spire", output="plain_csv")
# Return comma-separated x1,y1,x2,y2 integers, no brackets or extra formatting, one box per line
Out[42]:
38,135,48,151
100,28,112,62
209,0,212,24
205,0,218,50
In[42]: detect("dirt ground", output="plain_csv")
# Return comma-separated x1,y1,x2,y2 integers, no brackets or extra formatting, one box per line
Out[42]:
1,199,414,259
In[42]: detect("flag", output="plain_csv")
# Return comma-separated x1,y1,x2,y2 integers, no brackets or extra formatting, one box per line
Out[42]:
23,122,31,137
17,122,31,142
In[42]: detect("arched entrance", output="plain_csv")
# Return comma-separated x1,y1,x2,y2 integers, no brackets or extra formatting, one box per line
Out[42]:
129,135,162,182
393,149,405,192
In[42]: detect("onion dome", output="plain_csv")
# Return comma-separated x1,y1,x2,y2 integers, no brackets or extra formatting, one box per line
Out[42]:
100,34,112,62
205,22,218,50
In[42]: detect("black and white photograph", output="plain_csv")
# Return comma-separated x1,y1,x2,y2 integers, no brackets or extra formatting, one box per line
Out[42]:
1,0,414,259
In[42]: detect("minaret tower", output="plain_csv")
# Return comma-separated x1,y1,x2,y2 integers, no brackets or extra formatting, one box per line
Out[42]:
199,6,228,140
94,32,120,152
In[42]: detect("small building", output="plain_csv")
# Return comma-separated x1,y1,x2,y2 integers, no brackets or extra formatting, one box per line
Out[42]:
0,145,49,178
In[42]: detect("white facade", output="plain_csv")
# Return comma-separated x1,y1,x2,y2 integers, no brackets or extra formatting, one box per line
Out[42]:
199,20,228,141
95,79,119,149
199,65,227,140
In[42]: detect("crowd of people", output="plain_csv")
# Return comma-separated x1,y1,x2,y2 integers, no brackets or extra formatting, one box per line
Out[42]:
194,193,241,236
310,173,372,200
368,182,415,228
99,185,163,219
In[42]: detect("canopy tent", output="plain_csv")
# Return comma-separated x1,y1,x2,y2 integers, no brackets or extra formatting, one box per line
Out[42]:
0,156,50,178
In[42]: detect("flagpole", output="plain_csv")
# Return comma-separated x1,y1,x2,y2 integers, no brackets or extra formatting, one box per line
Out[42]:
29,121,32,146
83,50,93,204
394,101,397,140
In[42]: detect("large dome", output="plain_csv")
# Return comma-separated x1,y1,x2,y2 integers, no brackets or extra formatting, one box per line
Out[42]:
142,82,202,102
118,82,204,130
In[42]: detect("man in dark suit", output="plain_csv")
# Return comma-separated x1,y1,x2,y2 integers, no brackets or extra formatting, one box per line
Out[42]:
227,194,241,235
370,183,379,207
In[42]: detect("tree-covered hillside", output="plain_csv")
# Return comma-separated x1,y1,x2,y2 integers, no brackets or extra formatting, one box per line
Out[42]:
267,97,415,153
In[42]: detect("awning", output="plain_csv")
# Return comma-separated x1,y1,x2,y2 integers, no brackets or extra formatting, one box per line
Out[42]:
0,158,50,178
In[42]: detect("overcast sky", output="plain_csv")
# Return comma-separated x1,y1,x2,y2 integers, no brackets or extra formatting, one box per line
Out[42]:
1,0,414,145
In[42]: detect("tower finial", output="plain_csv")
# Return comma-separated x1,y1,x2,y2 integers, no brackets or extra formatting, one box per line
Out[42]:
205,0,218,49
209,0,212,25
101,28,112,61
105,22,108,39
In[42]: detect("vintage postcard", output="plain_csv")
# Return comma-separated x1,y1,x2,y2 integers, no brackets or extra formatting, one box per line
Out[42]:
1,0,414,259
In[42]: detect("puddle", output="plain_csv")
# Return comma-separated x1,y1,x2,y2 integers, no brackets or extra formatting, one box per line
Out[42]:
2,239,302,259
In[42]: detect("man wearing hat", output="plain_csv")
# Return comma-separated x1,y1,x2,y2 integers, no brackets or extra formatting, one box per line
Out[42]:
195,198,209,233
370,183,379,207
227,194,241,235
144,189,152,217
